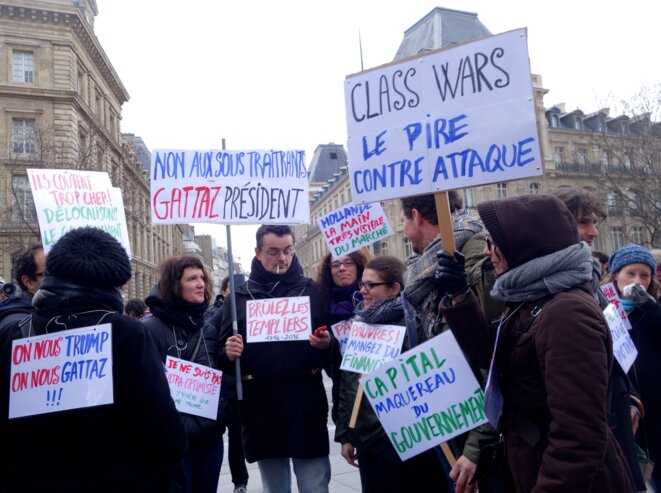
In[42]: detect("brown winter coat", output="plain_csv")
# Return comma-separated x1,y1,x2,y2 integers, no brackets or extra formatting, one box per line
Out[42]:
442,285,636,492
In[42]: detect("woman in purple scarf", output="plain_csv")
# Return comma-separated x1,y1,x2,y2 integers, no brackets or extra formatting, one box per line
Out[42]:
316,251,367,423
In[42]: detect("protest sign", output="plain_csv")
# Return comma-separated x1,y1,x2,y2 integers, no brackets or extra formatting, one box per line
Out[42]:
318,202,393,258
360,330,487,461
603,304,638,373
27,169,131,255
9,324,113,419
246,296,311,343
340,321,406,373
165,356,222,420
344,28,542,204
331,319,353,355
150,149,310,224
600,282,632,330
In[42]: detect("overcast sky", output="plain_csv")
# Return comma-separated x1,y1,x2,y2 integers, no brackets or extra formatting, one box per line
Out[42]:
95,0,660,266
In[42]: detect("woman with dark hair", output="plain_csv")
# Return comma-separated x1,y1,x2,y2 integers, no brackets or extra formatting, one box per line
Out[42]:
603,243,661,490
335,255,450,493
144,256,225,493
316,251,367,423
316,252,367,325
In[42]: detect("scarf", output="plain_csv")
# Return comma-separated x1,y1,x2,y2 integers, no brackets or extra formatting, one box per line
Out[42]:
145,283,207,332
403,235,442,306
490,242,593,302
329,281,361,324
354,296,404,325
452,209,483,251
32,276,124,316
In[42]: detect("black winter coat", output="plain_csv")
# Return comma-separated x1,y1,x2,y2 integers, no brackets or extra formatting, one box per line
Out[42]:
627,300,661,481
217,256,331,462
144,285,225,450
0,281,185,492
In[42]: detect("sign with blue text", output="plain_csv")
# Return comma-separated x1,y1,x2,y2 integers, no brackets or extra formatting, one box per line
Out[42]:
318,202,393,258
9,324,114,419
360,330,487,460
344,28,542,204
150,149,309,224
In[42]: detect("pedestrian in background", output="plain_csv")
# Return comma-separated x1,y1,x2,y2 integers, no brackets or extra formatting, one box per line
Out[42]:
603,243,661,490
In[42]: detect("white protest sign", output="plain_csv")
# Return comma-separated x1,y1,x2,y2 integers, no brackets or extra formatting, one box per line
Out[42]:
360,330,487,460
9,324,113,419
332,319,353,355
345,28,542,204
27,169,131,255
318,202,393,258
246,296,312,343
600,283,632,330
603,304,638,373
340,321,406,373
150,149,310,224
165,356,222,420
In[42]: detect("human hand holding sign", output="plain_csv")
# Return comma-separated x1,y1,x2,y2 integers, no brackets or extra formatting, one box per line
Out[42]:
310,325,330,350
225,334,243,361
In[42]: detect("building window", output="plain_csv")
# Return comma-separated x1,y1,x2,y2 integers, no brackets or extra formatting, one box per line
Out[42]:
403,237,413,258
574,118,582,130
554,147,564,167
550,114,559,128
497,183,507,199
13,50,34,84
607,192,623,216
610,226,624,251
12,118,36,154
463,188,474,208
330,152,338,159
12,175,36,222
577,149,588,166
601,151,609,166
631,226,645,245
529,183,540,194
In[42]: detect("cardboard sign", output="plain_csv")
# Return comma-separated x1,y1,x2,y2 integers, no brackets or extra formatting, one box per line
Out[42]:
331,319,353,355
246,296,311,342
600,283,632,330
165,356,222,420
603,304,638,373
318,202,393,258
344,28,542,204
150,149,310,224
340,321,406,374
361,331,487,460
9,324,114,419
27,169,131,255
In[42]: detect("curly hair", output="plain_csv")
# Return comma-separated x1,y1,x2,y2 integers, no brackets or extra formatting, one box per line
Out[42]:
316,251,367,300
12,243,43,291
157,256,213,306
553,187,607,220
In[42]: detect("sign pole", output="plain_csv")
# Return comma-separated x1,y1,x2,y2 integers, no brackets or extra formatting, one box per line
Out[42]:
222,138,243,400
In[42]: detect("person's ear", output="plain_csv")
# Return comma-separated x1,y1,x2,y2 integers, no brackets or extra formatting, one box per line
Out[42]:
391,282,402,297
411,208,424,225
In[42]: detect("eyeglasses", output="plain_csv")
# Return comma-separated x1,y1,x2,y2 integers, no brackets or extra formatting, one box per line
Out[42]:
485,236,493,251
359,281,392,291
34,272,44,277
331,259,355,270
261,247,295,258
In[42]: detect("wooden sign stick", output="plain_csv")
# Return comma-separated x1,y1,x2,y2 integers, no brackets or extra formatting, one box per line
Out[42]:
434,190,457,467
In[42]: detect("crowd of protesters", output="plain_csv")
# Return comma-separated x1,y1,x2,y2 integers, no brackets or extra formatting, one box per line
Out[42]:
0,188,659,493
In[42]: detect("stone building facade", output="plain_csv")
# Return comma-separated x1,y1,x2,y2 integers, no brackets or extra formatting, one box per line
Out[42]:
0,0,183,299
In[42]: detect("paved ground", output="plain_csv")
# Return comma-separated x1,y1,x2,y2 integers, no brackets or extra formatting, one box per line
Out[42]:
217,375,362,492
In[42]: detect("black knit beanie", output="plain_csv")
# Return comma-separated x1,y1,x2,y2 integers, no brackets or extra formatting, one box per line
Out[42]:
477,194,578,270
46,227,132,288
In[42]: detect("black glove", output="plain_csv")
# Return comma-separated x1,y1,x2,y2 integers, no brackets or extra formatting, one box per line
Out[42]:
436,249,469,297
629,283,656,306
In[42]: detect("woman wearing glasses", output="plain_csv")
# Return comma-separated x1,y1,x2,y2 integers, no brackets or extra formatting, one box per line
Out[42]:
144,255,225,493
335,256,450,493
